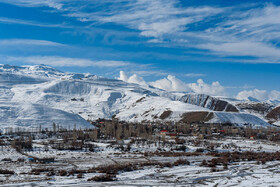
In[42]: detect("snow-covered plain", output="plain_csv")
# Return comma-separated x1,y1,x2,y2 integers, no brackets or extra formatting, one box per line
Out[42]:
1,136,280,186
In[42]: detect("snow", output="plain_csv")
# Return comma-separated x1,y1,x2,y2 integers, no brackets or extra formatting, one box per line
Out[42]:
2,136,280,186
116,96,209,122
210,112,271,127
0,64,273,131
0,103,93,131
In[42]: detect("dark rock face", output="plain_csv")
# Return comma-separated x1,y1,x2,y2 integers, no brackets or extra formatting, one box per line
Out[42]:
179,94,239,112
159,110,172,120
266,106,280,121
236,102,274,115
179,112,214,123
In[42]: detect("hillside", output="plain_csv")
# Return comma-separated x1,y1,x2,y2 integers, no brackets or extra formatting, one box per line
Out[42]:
0,64,275,131
266,106,280,125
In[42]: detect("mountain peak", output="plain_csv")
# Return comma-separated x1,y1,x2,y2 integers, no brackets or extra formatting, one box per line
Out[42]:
247,96,260,102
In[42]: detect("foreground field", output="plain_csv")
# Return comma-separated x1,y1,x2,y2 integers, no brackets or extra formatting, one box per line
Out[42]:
1,136,280,186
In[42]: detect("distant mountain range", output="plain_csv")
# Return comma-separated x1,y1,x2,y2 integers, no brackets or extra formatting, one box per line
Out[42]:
0,64,279,131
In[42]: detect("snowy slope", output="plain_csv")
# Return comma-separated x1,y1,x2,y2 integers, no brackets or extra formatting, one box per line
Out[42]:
0,64,272,130
0,65,94,131
116,96,209,123
209,112,270,127
0,103,92,131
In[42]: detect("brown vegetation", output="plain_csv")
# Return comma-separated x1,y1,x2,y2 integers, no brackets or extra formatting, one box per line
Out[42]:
88,174,116,182
159,110,172,120
0,169,15,175
179,112,214,124
266,106,280,121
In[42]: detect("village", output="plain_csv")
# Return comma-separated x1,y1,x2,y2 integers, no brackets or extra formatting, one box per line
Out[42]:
0,120,280,186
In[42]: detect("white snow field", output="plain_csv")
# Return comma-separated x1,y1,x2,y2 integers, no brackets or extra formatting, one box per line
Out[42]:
0,64,273,131
1,136,280,186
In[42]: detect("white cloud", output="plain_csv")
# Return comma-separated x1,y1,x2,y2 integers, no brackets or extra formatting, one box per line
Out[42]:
4,1,280,64
119,71,226,96
66,2,280,64
149,75,191,92
127,74,146,85
84,1,223,39
188,79,226,96
236,89,267,101
27,0,222,40
119,71,129,82
191,4,280,63
6,56,131,68
0,0,63,9
236,89,280,101
269,90,280,101
0,39,66,46
183,73,206,77
223,4,280,41
118,71,147,85
0,17,71,28
130,70,167,77
197,41,280,60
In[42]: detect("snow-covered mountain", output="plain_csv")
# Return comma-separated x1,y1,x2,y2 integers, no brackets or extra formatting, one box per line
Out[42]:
0,64,276,131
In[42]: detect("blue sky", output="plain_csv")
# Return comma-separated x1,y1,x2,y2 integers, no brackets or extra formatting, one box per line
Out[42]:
0,0,280,99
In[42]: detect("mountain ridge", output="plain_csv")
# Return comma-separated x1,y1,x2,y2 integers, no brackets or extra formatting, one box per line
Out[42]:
0,64,277,131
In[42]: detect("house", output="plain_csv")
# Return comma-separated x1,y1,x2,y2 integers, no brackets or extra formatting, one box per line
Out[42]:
38,157,55,164
219,130,226,134
28,158,35,162
168,133,178,139
160,130,168,137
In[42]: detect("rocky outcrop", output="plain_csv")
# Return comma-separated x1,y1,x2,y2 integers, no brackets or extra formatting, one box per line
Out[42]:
236,102,274,115
179,94,239,112
266,106,280,121
179,111,214,123
159,110,172,120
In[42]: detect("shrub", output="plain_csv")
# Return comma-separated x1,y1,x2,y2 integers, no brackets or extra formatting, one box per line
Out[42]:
33,171,40,175
0,169,14,175
195,148,204,153
31,168,52,173
59,170,67,176
1,158,12,162
17,158,25,162
175,145,186,152
46,171,55,176
158,162,172,168
174,159,190,166
211,167,218,172
200,160,207,167
77,173,83,178
261,159,267,164
88,174,116,182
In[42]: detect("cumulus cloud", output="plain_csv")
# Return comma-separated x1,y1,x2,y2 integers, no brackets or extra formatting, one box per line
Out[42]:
118,71,147,85
236,89,280,101
118,71,226,96
236,89,267,101
188,79,226,96
149,75,191,92
269,90,280,101
119,71,129,82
